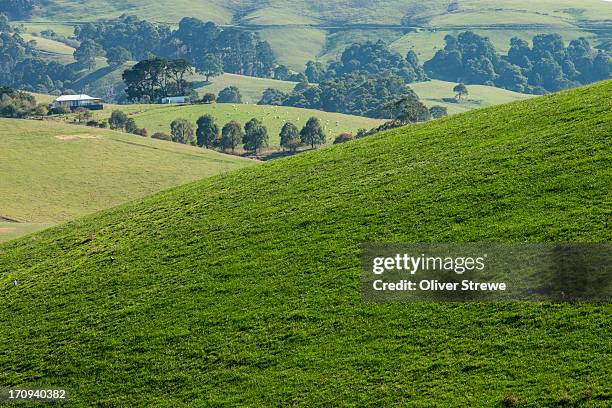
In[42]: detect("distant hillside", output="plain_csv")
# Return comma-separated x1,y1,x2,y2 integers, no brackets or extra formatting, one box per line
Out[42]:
86,102,385,147
1,81,610,406
20,1,612,69
411,79,534,114
196,73,298,104
0,119,253,241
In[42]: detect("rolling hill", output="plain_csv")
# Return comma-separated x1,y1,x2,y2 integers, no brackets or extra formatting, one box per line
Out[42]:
19,1,612,70
0,119,253,242
410,79,534,114
1,80,610,406
196,73,298,104
85,103,385,147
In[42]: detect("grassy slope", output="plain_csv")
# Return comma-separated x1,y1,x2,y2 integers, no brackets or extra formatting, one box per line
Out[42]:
196,73,298,104
20,33,75,64
411,79,534,114
22,1,612,71
1,81,610,406
89,103,384,147
0,119,253,241
33,0,611,25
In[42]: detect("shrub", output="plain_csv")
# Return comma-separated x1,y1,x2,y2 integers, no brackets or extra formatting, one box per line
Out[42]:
151,132,171,141
217,86,242,103
48,106,71,115
109,110,128,130
0,87,37,118
133,128,148,137
356,128,368,138
429,105,448,119
502,394,520,407
333,132,354,144
125,118,137,133
86,120,99,127
34,104,49,116
201,93,216,104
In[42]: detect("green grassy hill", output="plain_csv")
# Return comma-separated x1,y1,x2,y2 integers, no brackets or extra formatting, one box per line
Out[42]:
411,79,534,114
0,119,253,242
74,75,529,146
29,0,612,26
19,0,612,70
1,81,610,406
88,103,384,147
20,33,76,64
196,73,298,104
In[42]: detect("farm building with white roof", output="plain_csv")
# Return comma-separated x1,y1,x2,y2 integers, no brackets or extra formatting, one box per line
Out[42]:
52,94,104,111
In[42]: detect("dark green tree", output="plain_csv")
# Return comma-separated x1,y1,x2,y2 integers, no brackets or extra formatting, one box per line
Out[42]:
429,105,448,119
243,118,268,154
196,114,219,148
220,120,243,152
0,13,11,32
386,94,431,124
305,60,325,83
453,83,468,100
258,88,288,106
274,65,291,80
0,0,36,19
74,39,103,70
170,118,195,145
125,118,138,133
123,58,193,102
300,117,326,149
106,47,131,68
108,110,128,130
196,53,223,82
217,86,242,103
201,93,216,103
279,122,299,151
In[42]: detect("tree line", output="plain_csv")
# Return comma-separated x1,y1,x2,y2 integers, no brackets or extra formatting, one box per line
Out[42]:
75,15,276,78
424,32,611,94
0,0,37,19
105,110,332,154
258,73,427,119
0,29,77,94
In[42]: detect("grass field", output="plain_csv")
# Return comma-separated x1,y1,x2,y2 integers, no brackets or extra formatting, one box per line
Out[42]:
79,78,531,141
29,0,612,25
196,73,298,104
18,0,612,72
20,33,76,64
410,79,534,114
1,81,610,406
0,119,253,242
88,103,384,147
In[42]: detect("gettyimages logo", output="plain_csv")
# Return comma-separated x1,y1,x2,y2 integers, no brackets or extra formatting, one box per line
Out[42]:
361,243,611,302
372,253,487,275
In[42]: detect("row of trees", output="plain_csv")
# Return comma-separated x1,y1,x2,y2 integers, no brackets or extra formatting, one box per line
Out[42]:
128,115,330,154
75,15,277,78
424,32,611,93
273,41,427,85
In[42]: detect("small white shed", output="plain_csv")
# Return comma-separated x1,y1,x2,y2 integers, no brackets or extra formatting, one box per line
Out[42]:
160,96,188,104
